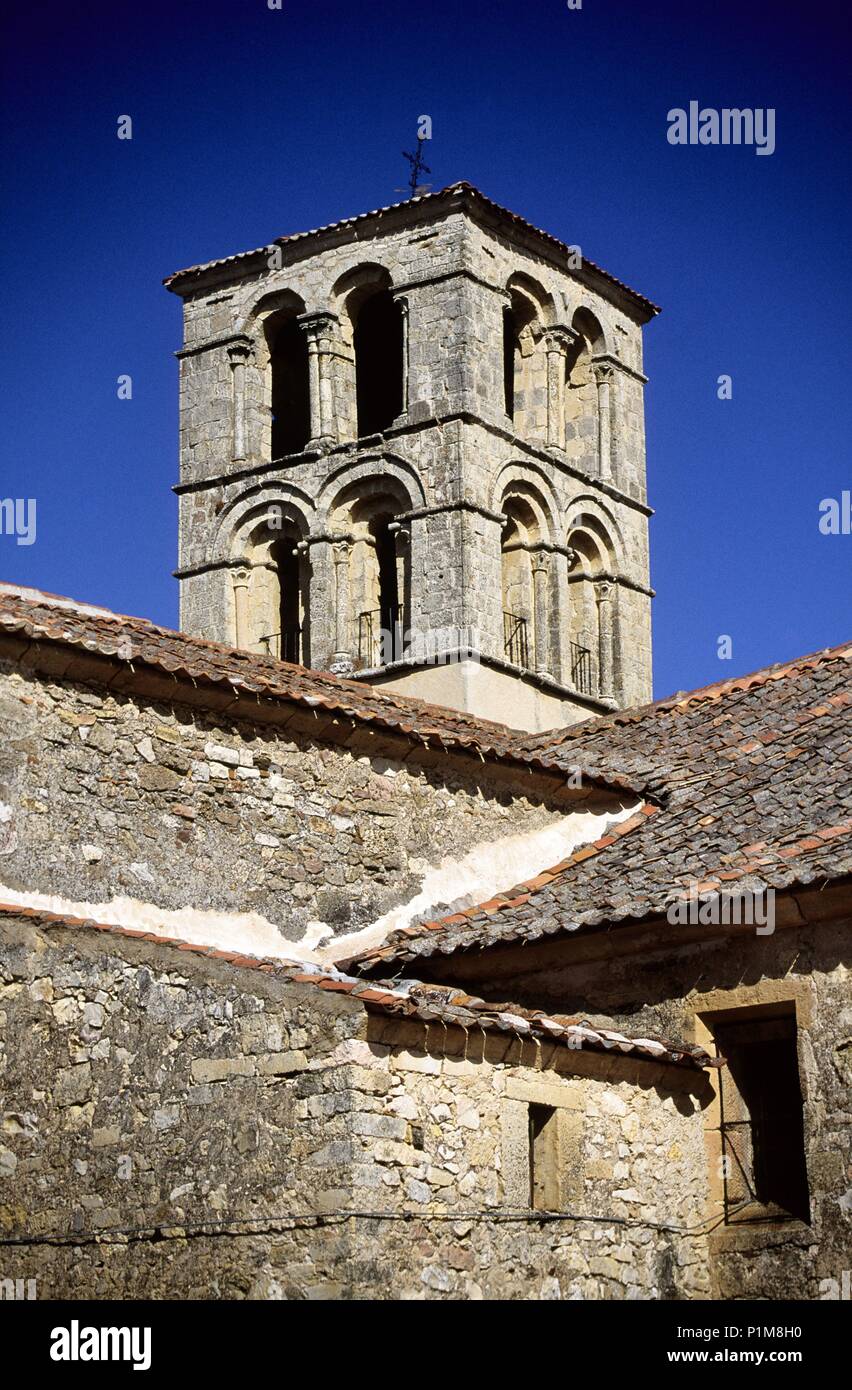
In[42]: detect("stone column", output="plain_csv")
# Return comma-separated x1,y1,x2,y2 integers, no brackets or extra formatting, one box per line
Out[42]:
593,361,614,481
299,312,338,447
596,580,614,699
330,541,353,674
227,340,254,463
232,567,251,648
544,327,576,452
532,552,551,675
388,522,410,663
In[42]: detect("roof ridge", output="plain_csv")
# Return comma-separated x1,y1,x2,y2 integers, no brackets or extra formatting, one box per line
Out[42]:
163,183,660,316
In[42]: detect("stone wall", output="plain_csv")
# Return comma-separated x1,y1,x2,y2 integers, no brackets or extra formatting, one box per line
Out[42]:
1,912,714,1300
431,911,852,1300
0,662,600,943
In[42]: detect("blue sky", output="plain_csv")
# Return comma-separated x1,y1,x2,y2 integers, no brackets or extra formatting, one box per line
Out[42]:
1,0,849,700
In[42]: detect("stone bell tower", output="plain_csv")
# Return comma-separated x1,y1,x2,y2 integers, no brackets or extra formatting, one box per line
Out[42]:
166,183,658,733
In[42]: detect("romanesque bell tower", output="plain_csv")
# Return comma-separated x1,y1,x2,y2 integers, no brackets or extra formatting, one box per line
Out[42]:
166,184,657,733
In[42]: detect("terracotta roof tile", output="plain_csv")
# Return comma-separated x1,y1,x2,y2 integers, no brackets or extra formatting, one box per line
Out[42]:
0,582,637,800
350,643,852,970
163,183,659,319
0,902,713,1071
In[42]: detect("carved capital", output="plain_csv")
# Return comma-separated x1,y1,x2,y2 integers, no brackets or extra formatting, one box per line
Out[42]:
226,339,254,367
297,311,338,346
544,325,579,356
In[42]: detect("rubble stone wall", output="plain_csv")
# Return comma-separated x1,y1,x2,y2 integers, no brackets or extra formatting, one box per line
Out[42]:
0,663,595,942
454,917,852,1300
1,913,713,1300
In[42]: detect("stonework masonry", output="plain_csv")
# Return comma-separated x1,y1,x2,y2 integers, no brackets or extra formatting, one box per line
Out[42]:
1,181,846,1304
169,185,657,733
0,661,621,946
414,908,852,1300
1,913,714,1300
0,594,847,1301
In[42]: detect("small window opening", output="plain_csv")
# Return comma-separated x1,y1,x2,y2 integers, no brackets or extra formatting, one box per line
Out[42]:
358,514,405,666
272,538,303,664
529,1103,560,1212
714,1010,810,1225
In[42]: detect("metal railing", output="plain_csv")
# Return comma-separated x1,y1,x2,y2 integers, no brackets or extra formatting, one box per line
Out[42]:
358,605,405,668
571,641,593,695
258,626,302,663
503,610,530,669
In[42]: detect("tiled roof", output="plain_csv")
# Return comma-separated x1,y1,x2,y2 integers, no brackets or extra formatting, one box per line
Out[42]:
0,903,716,1071
0,583,638,796
352,643,852,969
163,182,660,319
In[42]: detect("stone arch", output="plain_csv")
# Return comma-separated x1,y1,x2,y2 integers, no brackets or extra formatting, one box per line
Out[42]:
213,482,316,565
491,463,560,545
216,485,315,662
322,457,423,671
496,472,559,675
318,453,426,526
562,307,608,474
502,275,555,437
571,305,608,355
331,263,405,437
239,288,311,461
506,273,556,327
565,497,623,566
565,503,620,700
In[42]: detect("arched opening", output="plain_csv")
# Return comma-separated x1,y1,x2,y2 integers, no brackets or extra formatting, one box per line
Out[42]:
365,513,404,666
565,308,605,475
353,289,404,437
566,521,613,697
269,530,310,664
265,310,310,459
503,283,548,440
329,479,412,670
500,495,541,670
234,514,311,664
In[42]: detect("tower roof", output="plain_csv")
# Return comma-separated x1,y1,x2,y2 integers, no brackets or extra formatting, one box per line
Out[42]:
163,182,660,321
